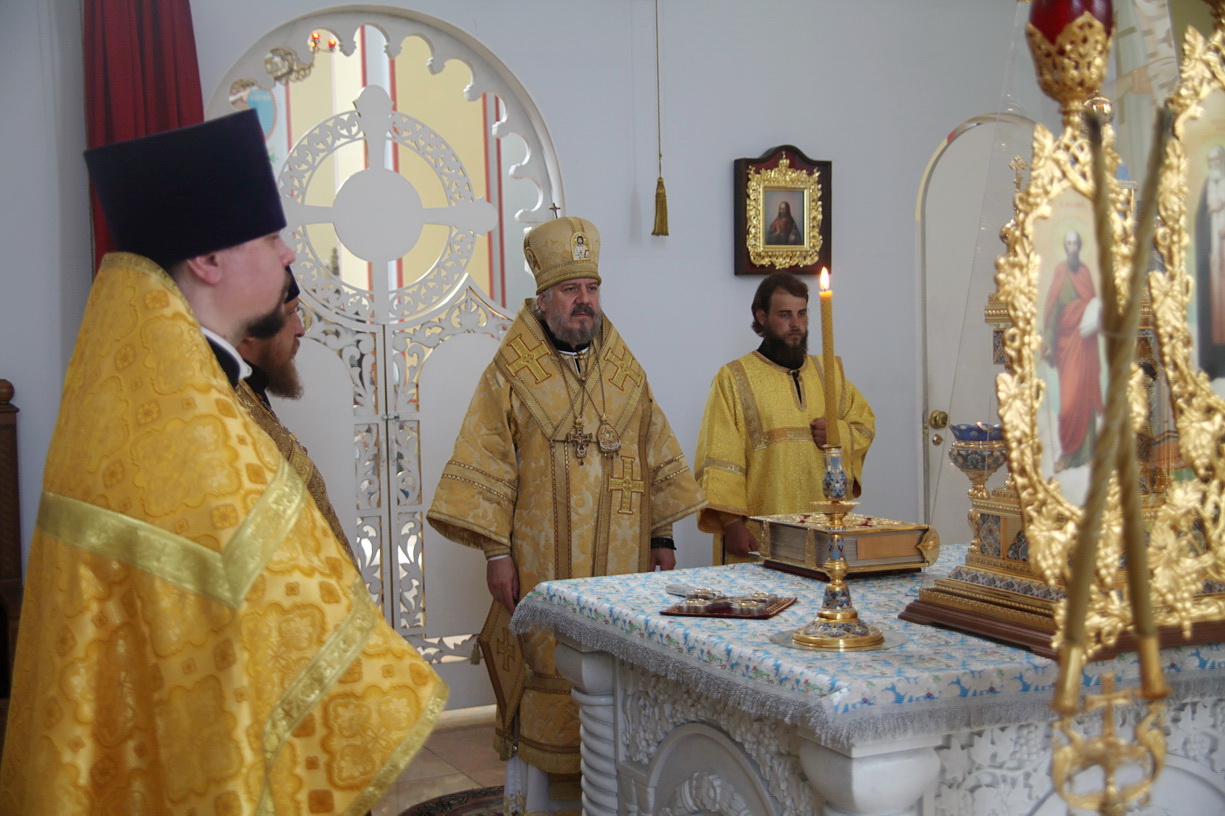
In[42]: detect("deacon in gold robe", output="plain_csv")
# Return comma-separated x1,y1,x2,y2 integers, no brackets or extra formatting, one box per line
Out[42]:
0,111,445,815
695,271,875,563
428,217,704,812
236,267,357,565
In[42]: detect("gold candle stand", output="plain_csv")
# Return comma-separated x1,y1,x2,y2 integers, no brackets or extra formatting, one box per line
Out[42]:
791,498,885,651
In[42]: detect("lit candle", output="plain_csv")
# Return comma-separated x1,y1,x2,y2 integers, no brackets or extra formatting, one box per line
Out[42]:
819,268,840,448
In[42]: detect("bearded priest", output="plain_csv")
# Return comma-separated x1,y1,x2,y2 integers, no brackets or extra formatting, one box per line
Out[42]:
0,110,446,814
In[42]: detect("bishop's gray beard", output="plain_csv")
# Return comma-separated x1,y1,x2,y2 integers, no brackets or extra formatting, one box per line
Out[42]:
543,306,603,348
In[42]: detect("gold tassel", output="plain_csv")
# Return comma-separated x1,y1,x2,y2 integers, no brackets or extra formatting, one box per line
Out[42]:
652,176,669,236
651,0,669,237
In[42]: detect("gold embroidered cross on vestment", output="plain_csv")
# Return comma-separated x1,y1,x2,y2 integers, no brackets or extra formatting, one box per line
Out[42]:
606,344,643,390
505,336,552,383
608,455,645,514
493,623,518,671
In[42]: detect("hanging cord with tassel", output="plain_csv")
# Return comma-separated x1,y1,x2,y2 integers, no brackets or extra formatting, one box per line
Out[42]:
652,0,669,235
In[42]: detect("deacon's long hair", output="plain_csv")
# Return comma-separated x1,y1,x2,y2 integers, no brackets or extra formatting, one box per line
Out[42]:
750,272,809,336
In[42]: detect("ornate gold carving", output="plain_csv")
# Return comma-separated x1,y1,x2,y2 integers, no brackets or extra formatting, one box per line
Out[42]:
1052,676,1166,814
1207,0,1225,28
917,583,1056,629
994,96,1221,661
993,111,1145,657
965,550,1040,577
745,156,823,269
1025,13,1112,118
1002,12,1217,808
1146,19,1225,635
984,291,1010,325
916,527,940,566
265,46,313,85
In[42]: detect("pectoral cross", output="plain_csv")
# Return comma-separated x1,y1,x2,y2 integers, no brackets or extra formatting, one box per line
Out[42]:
568,422,591,464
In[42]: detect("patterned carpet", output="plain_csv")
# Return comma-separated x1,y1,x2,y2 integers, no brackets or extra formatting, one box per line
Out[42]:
400,786,503,816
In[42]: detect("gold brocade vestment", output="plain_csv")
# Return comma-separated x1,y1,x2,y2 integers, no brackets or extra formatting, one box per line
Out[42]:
427,302,704,774
0,254,446,815
694,351,875,563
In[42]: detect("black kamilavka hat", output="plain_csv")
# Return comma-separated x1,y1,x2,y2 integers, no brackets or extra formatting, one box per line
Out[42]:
85,109,286,270
284,266,300,302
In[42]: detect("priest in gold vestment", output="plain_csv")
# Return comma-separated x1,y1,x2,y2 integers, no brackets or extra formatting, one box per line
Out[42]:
428,217,704,811
236,268,357,565
695,272,875,564
0,111,445,815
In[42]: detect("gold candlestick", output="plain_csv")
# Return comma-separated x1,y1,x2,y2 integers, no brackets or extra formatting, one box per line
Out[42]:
791,525,884,651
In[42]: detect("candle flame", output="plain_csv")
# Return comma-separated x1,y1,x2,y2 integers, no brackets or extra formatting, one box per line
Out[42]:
819,267,831,293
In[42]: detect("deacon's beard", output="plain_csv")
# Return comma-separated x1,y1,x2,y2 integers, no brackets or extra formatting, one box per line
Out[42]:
245,300,287,340
761,329,809,369
264,359,304,400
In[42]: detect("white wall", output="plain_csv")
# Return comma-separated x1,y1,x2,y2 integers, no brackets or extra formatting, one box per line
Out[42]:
2,0,1021,566
0,0,91,561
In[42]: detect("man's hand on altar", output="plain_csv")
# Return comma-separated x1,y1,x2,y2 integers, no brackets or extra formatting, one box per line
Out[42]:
487,556,519,613
810,417,828,446
650,547,677,571
722,518,759,557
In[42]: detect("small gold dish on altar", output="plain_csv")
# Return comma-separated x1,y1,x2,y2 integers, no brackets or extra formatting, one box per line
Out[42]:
730,599,768,615
679,600,713,613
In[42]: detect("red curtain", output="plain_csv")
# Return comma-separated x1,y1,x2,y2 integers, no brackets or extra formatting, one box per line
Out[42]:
84,0,204,271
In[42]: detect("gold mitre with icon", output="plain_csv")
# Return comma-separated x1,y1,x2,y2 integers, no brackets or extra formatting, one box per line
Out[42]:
525,216,601,293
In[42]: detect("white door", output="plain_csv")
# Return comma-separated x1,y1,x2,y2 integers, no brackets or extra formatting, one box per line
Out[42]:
919,114,1034,546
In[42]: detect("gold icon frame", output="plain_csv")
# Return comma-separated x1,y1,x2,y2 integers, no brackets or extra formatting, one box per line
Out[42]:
734,144,830,276
995,111,1225,659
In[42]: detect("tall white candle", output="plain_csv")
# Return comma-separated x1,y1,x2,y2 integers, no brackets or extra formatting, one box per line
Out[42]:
819,268,840,448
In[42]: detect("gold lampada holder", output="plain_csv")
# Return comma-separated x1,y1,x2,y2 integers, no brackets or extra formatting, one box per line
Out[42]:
1015,5,1172,814
1044,105,1171,816
791,446,885,650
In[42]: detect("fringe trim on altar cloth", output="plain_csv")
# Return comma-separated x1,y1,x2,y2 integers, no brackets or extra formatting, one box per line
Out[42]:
510,601,1225,753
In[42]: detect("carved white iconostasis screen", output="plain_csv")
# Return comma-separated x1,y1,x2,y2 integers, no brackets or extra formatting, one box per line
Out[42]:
207,10,560,705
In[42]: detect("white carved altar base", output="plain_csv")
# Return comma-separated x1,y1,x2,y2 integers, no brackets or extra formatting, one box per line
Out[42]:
557,637,1225,815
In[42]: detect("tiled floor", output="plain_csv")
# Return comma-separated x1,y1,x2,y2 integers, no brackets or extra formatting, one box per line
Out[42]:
373,711,504,816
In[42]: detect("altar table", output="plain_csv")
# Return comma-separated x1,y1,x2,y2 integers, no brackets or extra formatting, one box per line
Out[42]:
512,552,1225,815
